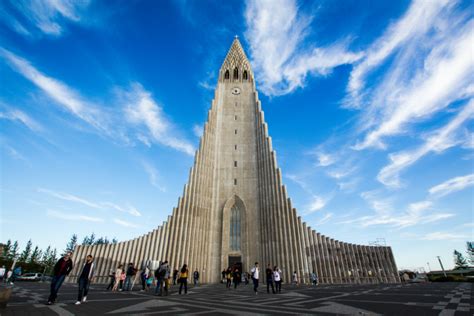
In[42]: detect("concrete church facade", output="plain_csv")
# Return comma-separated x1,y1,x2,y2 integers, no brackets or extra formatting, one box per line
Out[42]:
69,39,400,284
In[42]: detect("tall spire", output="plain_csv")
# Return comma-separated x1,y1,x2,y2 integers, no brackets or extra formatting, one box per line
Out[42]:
221,37,252,74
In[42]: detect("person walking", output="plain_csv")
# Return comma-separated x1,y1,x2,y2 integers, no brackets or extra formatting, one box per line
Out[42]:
47,252,73,305
266,264,275,294
226,267,232,289
155,261,164,295
250,262,260,294
221,269,226,283
193,269,199,286
75,255,95,305
178,264,189,294
233,268,241,289
292,271,299,286
273,266,282,293
112,265,123,291
124,263,136,291
311,271,318,286
162,261,170,296
106,270,115,290
140,267,149,291
173,269,178,285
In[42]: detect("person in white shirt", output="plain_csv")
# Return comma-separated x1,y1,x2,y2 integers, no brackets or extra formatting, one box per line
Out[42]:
273,266,282,293
250,262,259,294
0,266,5,281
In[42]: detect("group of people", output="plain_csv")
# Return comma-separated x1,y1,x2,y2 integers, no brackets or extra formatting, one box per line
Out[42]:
13,251,320,306
106,260,199,295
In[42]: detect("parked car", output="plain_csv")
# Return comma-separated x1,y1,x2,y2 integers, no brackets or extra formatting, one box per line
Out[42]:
17,273,43,281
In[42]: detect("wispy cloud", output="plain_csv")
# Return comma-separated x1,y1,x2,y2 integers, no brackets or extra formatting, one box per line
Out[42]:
101,202,142,217
315,212,333,225
342,191,455,229
244,0,361,96
429,174,474,198
303,195,328,215
2,0,91,37
3,144,31,166
39,188,142,216
0,48,113,137
47,209,103,222
377,101,474,188
141,161,166,192
0,106,43,132
113,218,138,228
122,83,195,155
351,2,473,150
193,124,203,138
421,231,470,241
314,151,335,167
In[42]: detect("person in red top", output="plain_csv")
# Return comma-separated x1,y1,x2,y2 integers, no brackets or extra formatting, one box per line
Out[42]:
47,252,74,305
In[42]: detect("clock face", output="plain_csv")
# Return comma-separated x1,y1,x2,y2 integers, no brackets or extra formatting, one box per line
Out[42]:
232,87,241,95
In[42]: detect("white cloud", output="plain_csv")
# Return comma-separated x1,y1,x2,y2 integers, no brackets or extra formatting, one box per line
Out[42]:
101,202,142,217
351,4,473,150
303,195,331,215
344,192,455,229
315,213,333,225
421,232,470,241
244,0,361,96
141,161,166,192
0,106,43,132
377,101,474,188
47,209,103,222
38,188,102,209
315,152,335,167
429,174,474,198
123,83,195,155
113,218,139,228
193,124,203,138
0,48,113,137
7,0,90,36
39,188,142,216
347,0,452,107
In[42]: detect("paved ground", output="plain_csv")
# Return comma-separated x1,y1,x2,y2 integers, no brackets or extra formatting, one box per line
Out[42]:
1,281,472,315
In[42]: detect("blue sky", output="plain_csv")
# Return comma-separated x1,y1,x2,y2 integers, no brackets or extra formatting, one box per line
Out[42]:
0,0,472,271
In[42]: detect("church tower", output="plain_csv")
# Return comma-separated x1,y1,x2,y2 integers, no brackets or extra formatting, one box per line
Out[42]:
69,38,400,284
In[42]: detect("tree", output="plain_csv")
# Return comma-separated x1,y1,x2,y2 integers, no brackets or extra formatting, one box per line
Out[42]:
112,238,118,244
454,250,468,269
65,234,78,253
42,246,51,263
467,241,474,265
29,246,42,263
2,240,11,259
19,239,32,262
10,241,19,259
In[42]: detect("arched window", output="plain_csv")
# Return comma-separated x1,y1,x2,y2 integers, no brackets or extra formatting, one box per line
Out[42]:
224,70,230,80
233,67,239,80
229,204,241,251
243,71,248,80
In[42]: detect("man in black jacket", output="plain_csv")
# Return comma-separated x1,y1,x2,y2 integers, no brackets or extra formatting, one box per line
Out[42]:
47,252,73,305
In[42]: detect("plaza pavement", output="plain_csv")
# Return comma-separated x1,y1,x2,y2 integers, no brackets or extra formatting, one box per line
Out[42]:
1,281,472,315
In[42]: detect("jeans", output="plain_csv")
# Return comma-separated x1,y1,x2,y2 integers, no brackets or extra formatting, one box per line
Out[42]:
155,277,163,294
124,276,132,291
252,278,259,292
194,278,199,286
48,275,66,303
266,279,275,293
275,280,281,292
179,278,187,294
77,277,90,301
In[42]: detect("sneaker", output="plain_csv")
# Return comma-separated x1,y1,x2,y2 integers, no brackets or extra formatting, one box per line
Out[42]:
46,301,53,305
75,301,81,305
82,296,87,303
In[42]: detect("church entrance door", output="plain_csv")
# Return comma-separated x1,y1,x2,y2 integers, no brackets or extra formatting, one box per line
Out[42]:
228,255,242,272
